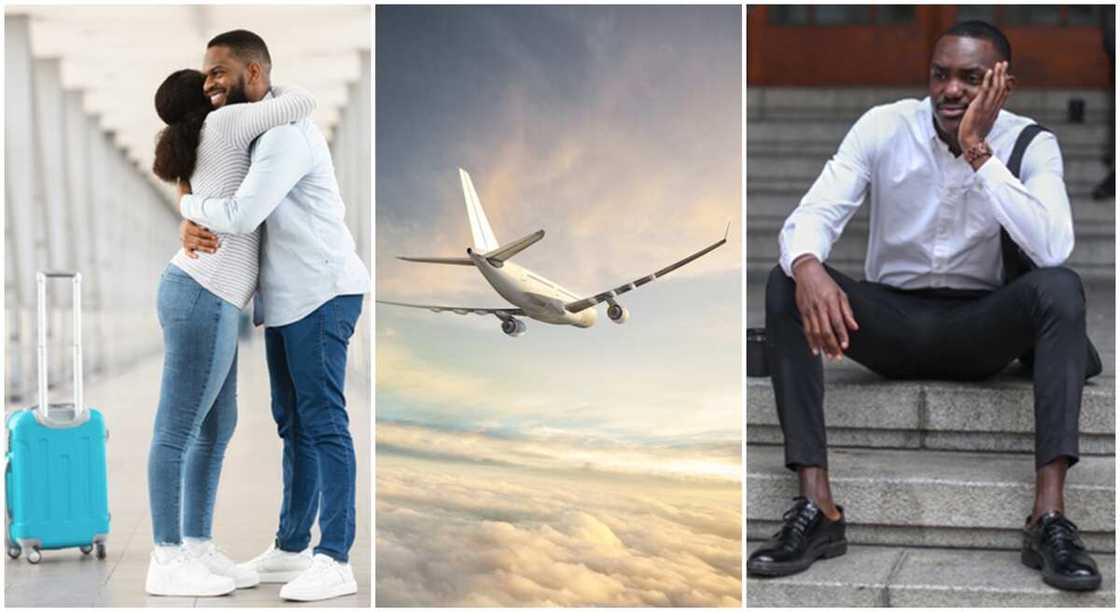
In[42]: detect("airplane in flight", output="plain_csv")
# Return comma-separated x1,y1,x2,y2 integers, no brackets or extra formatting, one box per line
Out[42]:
378,169,728,337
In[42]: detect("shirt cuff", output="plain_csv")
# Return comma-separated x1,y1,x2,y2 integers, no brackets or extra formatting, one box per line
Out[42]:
973,155,1015,187
780,242,827,278
179,194,196,219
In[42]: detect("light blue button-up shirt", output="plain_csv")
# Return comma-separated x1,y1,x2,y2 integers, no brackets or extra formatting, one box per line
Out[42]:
180,117,370,328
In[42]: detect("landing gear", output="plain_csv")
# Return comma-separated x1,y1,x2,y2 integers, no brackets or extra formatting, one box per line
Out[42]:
27,547,41,564
80,544,93,555
7,544,20,559
95,542,106,560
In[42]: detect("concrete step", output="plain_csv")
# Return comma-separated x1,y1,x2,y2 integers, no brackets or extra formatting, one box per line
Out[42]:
748,174,1107,201
747,87,1112,124
747,119,1111,150
746,217,1114,284
746,446,1115,552
748,138,1110,161
745,544,1115,607
747,366,1115,455
746,215,1116,279
745,257,1114,285
743,151,1111,186
746,192,1116,224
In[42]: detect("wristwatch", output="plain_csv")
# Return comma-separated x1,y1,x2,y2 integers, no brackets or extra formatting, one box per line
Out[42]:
963,140,993,165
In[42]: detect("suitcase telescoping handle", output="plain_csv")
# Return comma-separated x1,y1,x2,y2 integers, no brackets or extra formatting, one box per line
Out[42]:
36,272,83,421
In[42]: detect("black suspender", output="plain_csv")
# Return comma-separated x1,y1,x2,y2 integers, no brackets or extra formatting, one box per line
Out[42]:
999,123,1050,283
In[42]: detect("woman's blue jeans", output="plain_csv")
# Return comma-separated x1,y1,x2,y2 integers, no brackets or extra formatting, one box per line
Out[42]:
148,264,240,545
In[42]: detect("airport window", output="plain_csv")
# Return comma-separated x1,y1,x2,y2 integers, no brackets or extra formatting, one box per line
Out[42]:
814,6,870,26
767,6,810,26
768,6,912,27
956,5,1103,27
1003,6,1061,26
875,6,915,25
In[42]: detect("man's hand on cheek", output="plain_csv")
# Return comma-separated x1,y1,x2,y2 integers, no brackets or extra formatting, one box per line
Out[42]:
180,219,219,259
959,60,1012,151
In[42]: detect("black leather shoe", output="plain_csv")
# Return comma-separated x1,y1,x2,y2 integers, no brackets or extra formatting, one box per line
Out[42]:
747,497,847,577
1021,511,1101,591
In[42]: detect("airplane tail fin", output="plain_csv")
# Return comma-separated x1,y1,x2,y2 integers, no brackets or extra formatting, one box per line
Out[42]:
460,168,500,252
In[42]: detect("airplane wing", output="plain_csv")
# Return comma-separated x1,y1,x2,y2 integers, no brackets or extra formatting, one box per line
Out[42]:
377,300,525,318
564,224,729,314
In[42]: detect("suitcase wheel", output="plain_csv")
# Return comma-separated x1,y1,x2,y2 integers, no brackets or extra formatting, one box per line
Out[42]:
80,544,93,555
7,544,20,559
27,547,40,564
95,542,106,560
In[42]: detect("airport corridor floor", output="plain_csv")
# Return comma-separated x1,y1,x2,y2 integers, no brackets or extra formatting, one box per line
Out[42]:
4,336,372,607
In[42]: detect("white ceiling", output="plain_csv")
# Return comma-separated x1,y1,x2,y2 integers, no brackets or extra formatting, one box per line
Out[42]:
8,5,369,193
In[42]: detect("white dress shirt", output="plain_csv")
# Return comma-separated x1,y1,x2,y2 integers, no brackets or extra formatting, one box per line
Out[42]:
778,97,1074,290
180,118,370,327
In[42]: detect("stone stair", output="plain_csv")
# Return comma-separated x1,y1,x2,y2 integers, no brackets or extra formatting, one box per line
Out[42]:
746,87,1115,607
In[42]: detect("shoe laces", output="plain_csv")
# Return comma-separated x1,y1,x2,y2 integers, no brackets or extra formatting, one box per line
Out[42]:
1041,514,1084,554
310,554,337,572
775,497,819,546
292,555,338,586
198,543,236,568
154,546,188,567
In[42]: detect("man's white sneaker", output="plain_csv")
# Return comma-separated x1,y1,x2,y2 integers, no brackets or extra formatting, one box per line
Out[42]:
236,543,312,583
145,546,236,597
183,539,260,589
278,553,358,602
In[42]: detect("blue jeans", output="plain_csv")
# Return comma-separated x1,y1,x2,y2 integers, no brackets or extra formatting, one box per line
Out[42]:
266,295,361,563
148,264,240,545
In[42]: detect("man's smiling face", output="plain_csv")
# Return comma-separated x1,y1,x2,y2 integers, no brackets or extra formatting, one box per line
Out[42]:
929,35,1002,139
202,45,251,108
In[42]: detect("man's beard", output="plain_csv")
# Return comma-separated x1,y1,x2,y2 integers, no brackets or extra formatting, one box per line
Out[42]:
225,77,250,105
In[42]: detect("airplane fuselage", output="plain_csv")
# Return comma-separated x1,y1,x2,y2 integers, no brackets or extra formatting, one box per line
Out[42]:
467,249,597,328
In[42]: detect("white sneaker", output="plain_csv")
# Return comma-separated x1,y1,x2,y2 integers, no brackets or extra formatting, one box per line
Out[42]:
236,543,312,583
278,553,357,602
183,539,260,589
145,546,236,597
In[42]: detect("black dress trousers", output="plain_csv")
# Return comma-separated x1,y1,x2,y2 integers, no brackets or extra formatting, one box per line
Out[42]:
765,263,1087,472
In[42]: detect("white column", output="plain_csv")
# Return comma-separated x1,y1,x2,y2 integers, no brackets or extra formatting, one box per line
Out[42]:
63,90,103,375
5,14,49,402
32,58,74,387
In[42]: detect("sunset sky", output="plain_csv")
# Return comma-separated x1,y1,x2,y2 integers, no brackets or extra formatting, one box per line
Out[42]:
375,6,741,605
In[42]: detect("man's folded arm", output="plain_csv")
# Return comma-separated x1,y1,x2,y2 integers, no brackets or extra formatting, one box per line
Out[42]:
179,125,312,234
779,109,878,277
976,131,1074,267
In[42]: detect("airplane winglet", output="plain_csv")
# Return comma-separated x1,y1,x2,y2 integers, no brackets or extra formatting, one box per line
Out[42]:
723,221,731,242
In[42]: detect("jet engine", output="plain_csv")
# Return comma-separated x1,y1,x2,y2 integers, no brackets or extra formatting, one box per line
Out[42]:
607,303,630,324
501,318,527,337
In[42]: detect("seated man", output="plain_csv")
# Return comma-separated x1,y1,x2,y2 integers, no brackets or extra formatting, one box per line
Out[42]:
747,20,1102,592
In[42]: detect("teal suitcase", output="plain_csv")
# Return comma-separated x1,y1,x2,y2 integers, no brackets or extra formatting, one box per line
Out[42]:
6,272,109,563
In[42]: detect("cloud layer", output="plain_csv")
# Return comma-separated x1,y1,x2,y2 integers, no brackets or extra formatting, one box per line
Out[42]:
376,424,742,606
